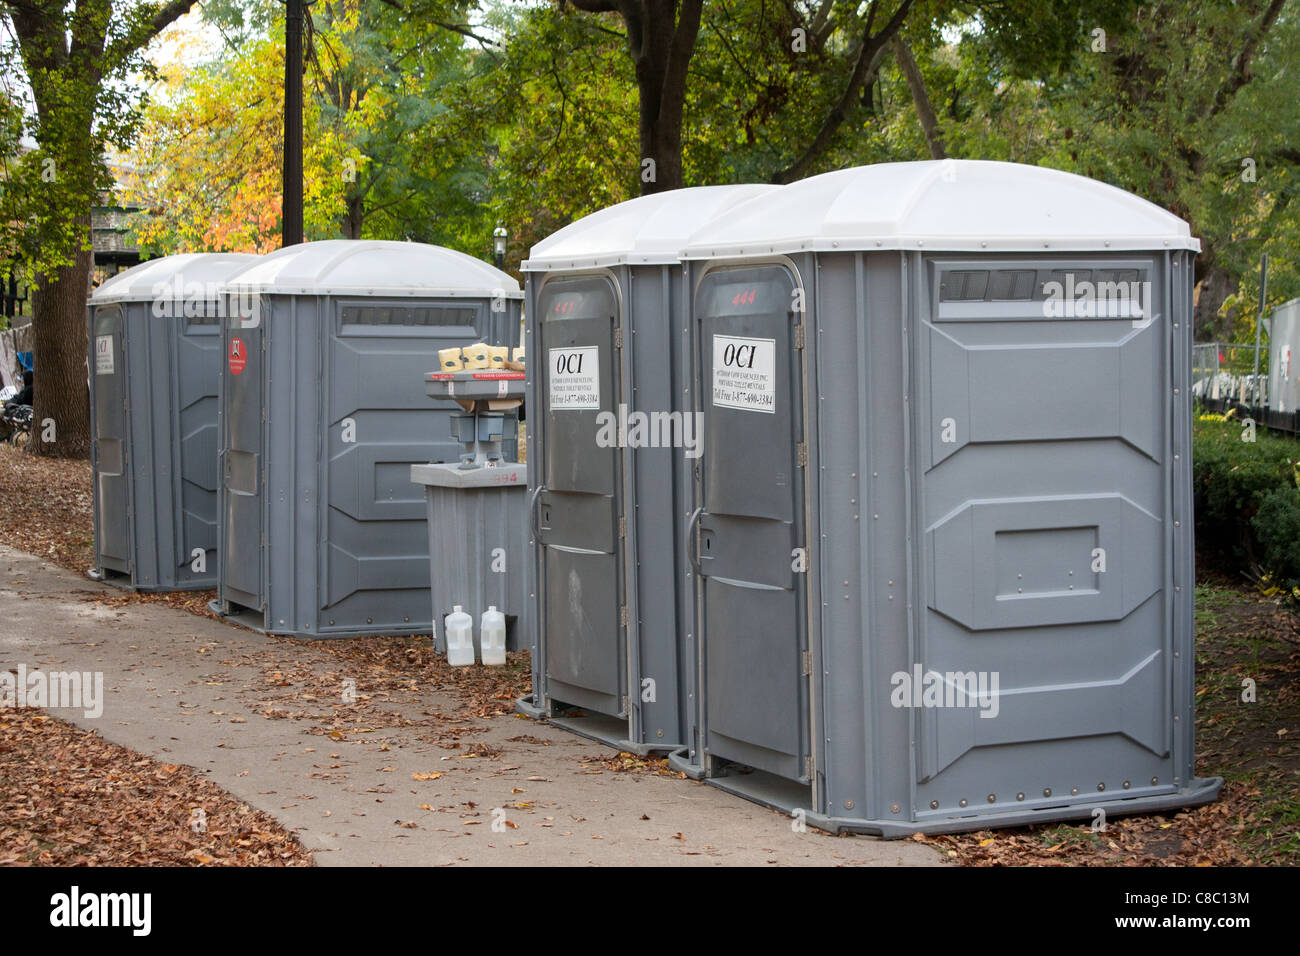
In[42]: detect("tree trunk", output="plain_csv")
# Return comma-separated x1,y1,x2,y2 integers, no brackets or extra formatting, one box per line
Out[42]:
893,36,945,160
30,230,93,459
342,192,365,239
631,0,700,195
1193,263,1238,342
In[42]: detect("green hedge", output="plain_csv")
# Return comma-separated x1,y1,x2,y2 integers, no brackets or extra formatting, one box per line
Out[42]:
1252,487,1300,599
1193,416,1300,566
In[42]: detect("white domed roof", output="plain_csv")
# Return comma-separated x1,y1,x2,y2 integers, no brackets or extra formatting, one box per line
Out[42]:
221,240,522,298
524,185,779,270
682,160,1199,256
90,253,258,304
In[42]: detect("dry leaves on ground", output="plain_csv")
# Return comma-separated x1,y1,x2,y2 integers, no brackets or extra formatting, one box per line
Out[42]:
0,709,312,866
0,444,93,574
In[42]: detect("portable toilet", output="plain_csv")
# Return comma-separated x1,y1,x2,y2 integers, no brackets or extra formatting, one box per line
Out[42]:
517,185,776,753
668,160,1222,835
214,240,521,636
87,253,257,590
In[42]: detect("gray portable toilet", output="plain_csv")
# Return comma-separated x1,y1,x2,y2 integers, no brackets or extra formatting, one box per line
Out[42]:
517,185,775,753
669,160,1222,835
87,253,257,590
214,240,521,637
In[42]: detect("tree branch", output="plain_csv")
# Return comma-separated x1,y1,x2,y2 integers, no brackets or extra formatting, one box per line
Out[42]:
893,34,945,159
770,0,917,183
1209,0,1285,120
564,0,622,12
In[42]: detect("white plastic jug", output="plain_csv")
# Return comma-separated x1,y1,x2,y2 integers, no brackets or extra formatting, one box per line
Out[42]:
480,606,506,666
445,605,475,667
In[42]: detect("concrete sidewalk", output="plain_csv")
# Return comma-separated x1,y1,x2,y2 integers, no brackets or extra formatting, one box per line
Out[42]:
0,544,939,867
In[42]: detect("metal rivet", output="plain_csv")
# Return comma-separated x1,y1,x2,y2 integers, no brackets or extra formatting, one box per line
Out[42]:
1043,788,1052,798
1071,787,1079,795
930,800,939,810
1151,777,1159,786
959,798,968,808
1123,780,1131,790
1016,793,1025,801
366,617,372,624
848,800,857,810
1097,783,1106,792
987,794,996,804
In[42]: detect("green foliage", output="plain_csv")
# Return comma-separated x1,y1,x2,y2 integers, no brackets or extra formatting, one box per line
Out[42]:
128,0,496,256
1252,486,1300,598
0,0,183,278
1193,417,1300,561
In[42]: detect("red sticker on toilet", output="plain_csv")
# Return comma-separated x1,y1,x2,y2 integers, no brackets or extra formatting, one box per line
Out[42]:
229,337,247,376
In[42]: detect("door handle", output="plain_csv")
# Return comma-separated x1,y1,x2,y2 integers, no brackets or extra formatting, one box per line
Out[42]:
529,484,546,539
686,506,703,577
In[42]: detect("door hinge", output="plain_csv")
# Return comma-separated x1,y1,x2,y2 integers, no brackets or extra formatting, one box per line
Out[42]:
620,605,629,627
259,532,265,547
793,325,805,349
614,328,623,349
621,695,630,716
618,515,626,539
801,650,813,676
796,442,808,467
805,755,815,779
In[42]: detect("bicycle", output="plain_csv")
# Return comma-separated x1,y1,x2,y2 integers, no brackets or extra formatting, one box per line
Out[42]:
0,403,33,448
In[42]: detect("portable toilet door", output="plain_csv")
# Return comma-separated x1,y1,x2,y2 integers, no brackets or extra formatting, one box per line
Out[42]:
519,185,776,754
688,262,812,783
87,253,258,590
218,302,263,615
675,160,1223,836
215,240,522,637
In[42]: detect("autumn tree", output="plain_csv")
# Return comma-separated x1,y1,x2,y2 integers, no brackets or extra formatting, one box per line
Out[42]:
129,0,494,255
0,0,199,457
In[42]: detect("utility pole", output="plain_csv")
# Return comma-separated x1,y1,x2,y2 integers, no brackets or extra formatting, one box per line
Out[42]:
283,0,305,247
1252,253,1268,408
